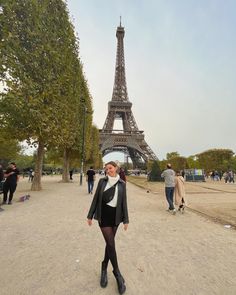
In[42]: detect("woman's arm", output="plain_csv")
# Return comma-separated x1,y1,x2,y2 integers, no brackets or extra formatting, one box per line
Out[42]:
87,178,102,221
122,183,129,225
4,170,14,178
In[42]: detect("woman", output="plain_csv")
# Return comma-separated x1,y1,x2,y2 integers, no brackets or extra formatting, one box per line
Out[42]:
174,171,186,213
119,167,127,182
87,161,129,295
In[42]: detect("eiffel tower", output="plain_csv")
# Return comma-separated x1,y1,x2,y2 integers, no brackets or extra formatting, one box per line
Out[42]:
99,21,158,168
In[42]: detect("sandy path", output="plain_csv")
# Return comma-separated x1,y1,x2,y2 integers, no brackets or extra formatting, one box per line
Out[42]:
0,175,236,295
128,176,236,226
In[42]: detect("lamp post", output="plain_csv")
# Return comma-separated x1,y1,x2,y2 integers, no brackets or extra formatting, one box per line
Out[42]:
80,104,87,186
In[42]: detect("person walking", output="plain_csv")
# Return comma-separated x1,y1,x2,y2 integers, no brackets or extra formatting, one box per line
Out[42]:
2,162,19,205
0,164,4,182
0,164,4,207
161,163,176,214
69,169,73,180
28,169,32,182
228,170,235,183
174,171,186,213
87,161,129,294
31,170,34,182
28,169,34,182
86,166,96,194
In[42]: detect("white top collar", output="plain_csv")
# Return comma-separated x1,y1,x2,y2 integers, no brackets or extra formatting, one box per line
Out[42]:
107,174,120,186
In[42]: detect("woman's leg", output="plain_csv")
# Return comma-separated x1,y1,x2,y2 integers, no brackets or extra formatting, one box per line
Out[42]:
8,184,17,203
100,226,119,270
100,226,126,294
100,226,118,288
3,183,10,203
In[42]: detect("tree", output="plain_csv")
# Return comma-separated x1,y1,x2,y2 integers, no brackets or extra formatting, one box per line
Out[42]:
0,128,21,166
58,75,94,182
169,156,189,171
148,160,162,182
15,153,34,171
160,152,188,172
0,0,90,189
85,125,101,169
228,155,236,171
196,149,234,172
186,155,200,169
166,152,180,160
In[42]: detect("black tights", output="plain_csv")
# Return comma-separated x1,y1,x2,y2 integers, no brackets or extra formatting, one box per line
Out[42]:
100,226,119,270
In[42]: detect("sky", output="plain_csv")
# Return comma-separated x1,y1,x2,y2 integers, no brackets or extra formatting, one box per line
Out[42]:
67,1,235,160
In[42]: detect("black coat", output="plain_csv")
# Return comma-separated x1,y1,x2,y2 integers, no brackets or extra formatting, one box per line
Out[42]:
87,176,129,225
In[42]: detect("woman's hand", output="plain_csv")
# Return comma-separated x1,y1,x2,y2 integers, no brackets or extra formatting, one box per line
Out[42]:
87,219,92,226
123,223,128,231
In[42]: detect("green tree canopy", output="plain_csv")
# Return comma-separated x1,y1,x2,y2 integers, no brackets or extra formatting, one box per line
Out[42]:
85,124,101,169
169,156,189,172
0,129,21,166
166,152,180,160
0,0,93,188
186,155,200,169
196,149,234,172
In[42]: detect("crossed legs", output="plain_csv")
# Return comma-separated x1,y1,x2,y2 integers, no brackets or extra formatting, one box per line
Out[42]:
100,226,119,270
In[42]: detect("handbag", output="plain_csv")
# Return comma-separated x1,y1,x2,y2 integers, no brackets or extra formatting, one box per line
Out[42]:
102,182,118,203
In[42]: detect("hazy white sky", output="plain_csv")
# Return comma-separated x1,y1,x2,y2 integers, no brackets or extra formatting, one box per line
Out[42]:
66,0,236,160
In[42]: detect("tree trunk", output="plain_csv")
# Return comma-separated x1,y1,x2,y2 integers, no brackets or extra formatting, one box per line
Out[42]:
31,140,44,191
62,148,70,182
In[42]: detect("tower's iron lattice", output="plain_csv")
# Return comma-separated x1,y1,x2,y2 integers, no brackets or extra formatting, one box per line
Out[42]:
99,23,158,168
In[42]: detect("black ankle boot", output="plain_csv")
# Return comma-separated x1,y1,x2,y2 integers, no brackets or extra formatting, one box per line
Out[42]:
113,269,126,294
100,262,108,288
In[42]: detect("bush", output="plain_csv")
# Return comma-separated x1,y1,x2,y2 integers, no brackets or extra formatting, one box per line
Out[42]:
148,161,162,182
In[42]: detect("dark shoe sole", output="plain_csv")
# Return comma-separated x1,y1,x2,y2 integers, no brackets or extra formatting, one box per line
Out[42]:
100,282,108,288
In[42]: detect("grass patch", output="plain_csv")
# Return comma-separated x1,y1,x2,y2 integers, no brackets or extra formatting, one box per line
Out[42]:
127,176,164,193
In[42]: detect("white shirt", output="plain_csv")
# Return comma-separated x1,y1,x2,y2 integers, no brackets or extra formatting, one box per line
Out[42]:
105,175,120,207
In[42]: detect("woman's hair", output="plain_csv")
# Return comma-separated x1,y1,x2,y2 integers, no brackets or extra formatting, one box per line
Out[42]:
105,161,118,168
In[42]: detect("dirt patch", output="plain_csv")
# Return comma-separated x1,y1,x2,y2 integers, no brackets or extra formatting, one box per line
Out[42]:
127,176,236,227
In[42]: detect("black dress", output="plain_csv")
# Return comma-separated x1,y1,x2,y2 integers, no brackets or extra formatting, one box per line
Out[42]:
99,192,117,228
99,203,116,227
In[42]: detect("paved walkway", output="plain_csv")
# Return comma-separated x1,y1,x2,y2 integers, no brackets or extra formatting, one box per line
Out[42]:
0,175,236,295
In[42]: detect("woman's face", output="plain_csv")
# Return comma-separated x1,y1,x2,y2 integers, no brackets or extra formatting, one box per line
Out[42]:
106,164,117,177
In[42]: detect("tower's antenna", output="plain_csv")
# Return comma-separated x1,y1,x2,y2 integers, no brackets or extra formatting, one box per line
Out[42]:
120,15,122,26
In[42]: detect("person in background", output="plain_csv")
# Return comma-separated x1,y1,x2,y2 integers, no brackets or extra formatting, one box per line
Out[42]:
28,169,32,182
86,166,96,194
161,163,176,214
0,164,4,182
0,164,4,205
2,162,19,205
31,170,34,182
228,170,235,183
69,169,73,180
119,167,126,182
28,169,34,182
87,161,129,294
174,171,186,213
